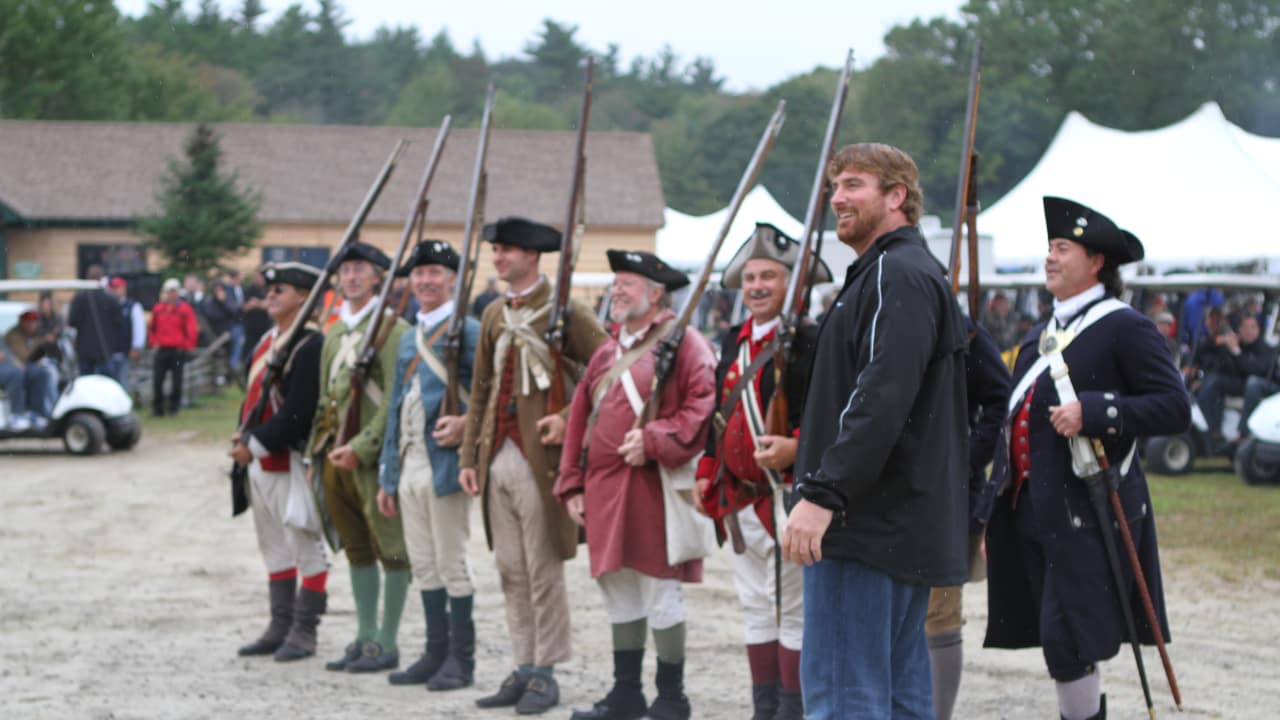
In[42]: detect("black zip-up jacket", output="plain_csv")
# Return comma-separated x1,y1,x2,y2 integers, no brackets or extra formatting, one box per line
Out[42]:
794,225,970,587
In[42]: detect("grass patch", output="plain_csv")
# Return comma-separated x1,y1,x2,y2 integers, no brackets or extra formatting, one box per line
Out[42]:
1148,458,1280,581
140,389,243,446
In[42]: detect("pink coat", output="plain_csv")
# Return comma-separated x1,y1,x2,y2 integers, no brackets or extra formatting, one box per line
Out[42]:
556,309,716,581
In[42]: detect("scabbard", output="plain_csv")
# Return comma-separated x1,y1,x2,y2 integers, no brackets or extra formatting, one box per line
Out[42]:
230,462,250,517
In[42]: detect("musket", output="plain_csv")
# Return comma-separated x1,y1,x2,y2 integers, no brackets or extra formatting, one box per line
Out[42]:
763,48,853,438
948,38,983,320
335,118,453,446
759,49,852,627
229,139,406,516
441,81,496,418
545,57,595,415
635,99,787,429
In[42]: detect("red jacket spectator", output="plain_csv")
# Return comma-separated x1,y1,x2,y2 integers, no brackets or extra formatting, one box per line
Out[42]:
148,299,199,351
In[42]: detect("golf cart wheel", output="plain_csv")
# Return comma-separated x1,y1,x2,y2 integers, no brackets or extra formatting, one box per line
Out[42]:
63,412,106,456
1145,434,1195,476
106,415,142,451
1235,437,1280,486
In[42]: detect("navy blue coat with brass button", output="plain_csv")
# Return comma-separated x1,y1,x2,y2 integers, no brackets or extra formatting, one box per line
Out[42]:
976,298,1189,662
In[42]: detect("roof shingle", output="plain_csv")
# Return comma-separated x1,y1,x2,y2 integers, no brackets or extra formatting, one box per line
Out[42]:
0,121,665,228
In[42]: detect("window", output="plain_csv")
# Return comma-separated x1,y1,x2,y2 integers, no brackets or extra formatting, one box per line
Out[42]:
261,246,329,269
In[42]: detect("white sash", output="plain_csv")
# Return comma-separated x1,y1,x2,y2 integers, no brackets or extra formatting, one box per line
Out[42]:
416,322,470,406
1006,298,1129,418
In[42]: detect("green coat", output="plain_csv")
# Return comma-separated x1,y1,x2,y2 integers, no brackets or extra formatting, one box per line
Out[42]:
308,306,409,559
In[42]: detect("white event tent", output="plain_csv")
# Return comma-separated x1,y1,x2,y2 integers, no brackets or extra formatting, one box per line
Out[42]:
655,185,805,272
980,102,1280,269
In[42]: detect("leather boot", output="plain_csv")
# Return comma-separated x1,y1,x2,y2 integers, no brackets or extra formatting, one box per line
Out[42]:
274,587,326,662
570,649,647,720
389,589,448,685
643,659,690,720
238,577,295,656
772,688,803,720
750,682,778,720
427,595,475,691
1061,694,1106,720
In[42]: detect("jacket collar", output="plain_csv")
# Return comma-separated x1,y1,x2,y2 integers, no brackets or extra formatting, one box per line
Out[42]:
842,224,925,287
504,275,552,309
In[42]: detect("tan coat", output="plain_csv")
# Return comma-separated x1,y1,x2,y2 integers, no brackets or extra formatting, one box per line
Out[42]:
459,278,607,560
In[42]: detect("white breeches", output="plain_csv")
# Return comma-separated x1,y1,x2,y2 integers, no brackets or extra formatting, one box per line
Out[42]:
597,568,686,630
399,443,474,596
249,458,330,577
728,505,804,649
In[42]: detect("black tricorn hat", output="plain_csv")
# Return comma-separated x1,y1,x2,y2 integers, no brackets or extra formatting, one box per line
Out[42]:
721,222,834,290
482,216,562,253
261,261,322,291
1042,196,1144,265
329,241,392,271
606,249,690,291
396,239,460,277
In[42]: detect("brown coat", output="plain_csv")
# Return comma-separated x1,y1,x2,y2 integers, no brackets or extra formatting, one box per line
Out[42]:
459,278,607,560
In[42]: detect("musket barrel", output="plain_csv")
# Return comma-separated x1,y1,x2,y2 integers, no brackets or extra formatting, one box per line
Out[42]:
948,39,983,293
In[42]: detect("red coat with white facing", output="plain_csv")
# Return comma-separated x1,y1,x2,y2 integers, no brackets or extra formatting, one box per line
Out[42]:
555,308,717,581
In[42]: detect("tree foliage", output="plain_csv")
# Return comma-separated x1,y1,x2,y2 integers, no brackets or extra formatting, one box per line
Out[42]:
2,0,1278,223
139,124,263,275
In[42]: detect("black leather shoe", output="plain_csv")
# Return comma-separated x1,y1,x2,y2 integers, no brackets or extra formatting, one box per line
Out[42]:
643,694,691,720
515,674,559,715
324,642,362,671
388,651,439,685
347,641,399,673
475,671,527,708
569,687,647,720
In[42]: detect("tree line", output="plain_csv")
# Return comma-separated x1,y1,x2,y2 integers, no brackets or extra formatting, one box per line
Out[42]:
2,0,1278,226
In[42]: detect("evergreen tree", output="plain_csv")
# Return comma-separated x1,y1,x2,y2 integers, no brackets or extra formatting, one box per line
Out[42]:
140,124,263,275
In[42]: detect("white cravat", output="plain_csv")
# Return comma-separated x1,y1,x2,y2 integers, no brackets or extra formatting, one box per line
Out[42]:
339,298,376,330
506,275,545,300
1052,283,1105,326
417,300,454,330
751,316,781,342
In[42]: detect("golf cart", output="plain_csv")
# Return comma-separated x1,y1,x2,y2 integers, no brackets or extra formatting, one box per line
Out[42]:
0,279,142,455
1126,274,1280,476
1235,392,1280,486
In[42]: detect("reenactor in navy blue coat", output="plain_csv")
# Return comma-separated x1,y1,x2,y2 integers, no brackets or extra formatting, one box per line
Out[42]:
973,197,1190,720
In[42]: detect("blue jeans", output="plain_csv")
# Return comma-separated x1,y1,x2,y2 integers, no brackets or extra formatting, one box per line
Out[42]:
229,323,245,371
802,558,934,720
0,358,56,417
109,353,132,391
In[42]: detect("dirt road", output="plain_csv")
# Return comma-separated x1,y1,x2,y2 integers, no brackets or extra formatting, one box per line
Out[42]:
1,434,1273,718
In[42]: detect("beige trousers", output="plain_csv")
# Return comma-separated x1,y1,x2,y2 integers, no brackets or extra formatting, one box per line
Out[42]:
488,439,572,666
399,442,474,597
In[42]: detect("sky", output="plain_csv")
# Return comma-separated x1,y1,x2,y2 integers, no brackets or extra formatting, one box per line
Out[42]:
115,0,967,91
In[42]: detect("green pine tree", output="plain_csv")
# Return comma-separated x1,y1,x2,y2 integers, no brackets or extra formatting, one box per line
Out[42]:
140,124,263,275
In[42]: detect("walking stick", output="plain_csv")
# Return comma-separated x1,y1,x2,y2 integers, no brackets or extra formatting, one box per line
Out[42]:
1090,437,1184,712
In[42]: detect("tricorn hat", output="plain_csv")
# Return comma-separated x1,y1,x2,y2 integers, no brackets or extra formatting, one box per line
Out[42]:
606,249,690,291
1042,196,1144,265
396,239,460,277
482,217,562,253
720,222,834,290
329,241,392,272
262,261,322,291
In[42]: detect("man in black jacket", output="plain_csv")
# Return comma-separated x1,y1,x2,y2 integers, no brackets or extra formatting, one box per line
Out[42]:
783,143,970,719
67,265,123,376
